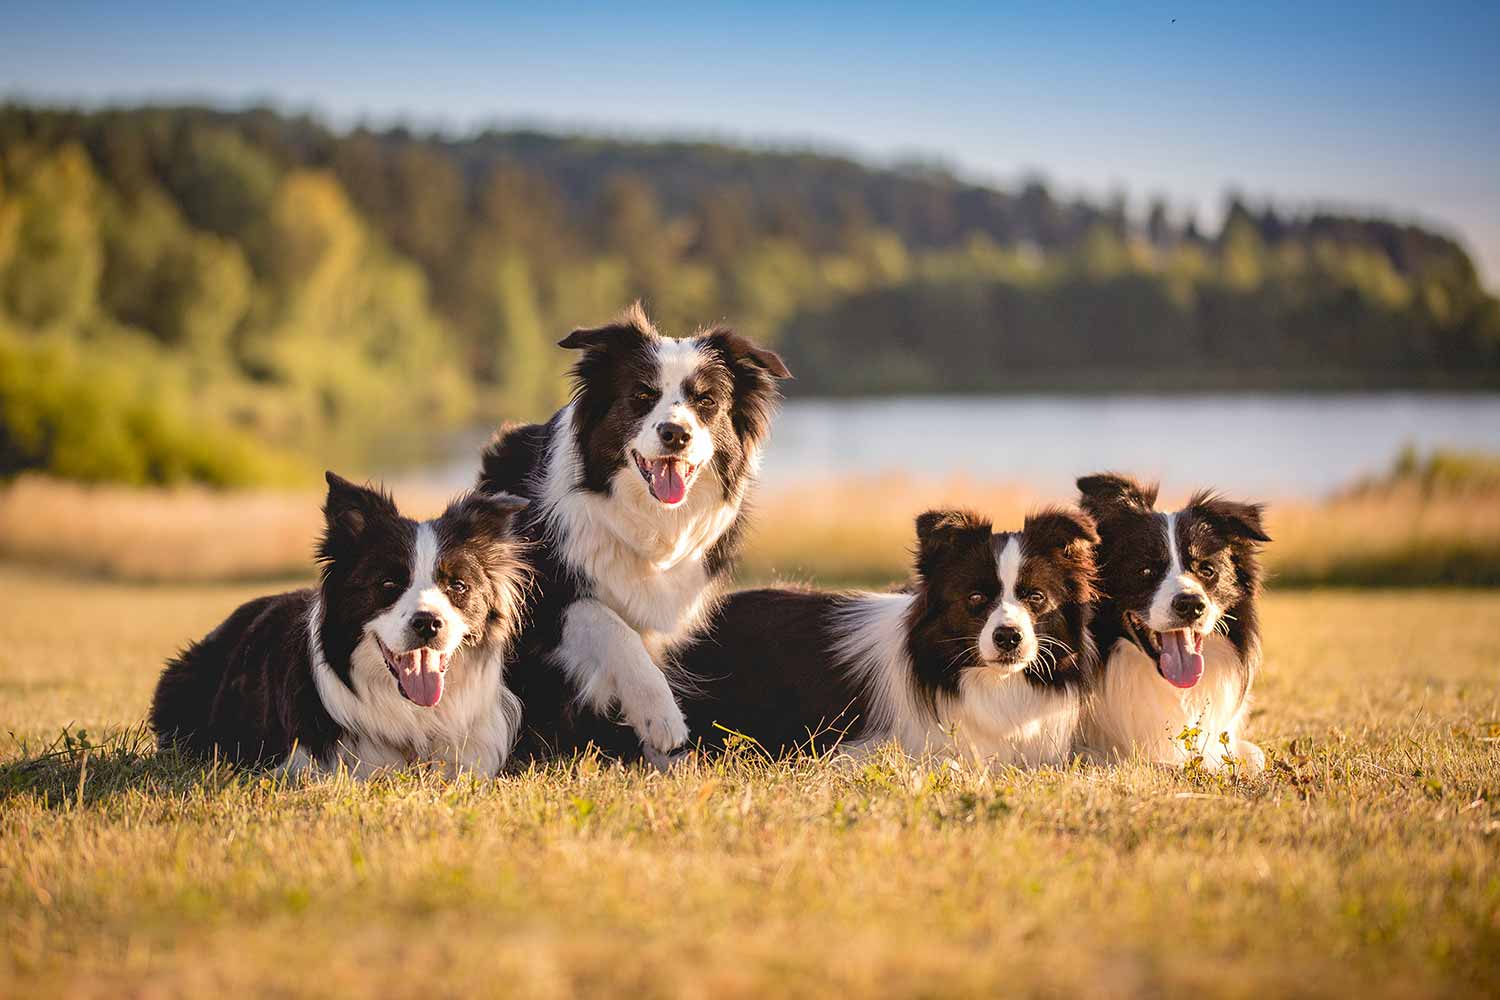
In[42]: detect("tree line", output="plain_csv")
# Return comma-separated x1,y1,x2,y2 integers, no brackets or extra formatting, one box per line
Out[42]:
0,104,1495,484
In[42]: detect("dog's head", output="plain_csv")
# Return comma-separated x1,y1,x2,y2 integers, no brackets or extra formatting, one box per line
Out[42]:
317,472,528,708
1078,473,1269,688
561,303,790,509
906,507,1099,703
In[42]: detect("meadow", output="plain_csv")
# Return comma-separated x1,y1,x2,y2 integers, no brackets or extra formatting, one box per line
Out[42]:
3,453,1499,996
1,566,1498,997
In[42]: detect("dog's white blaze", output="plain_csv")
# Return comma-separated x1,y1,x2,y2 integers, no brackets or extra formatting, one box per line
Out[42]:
1147,511,1222,635
833,592,1078,769
366,523,466,657
978,536,1037,671
629,338,717,475
304,522,522,779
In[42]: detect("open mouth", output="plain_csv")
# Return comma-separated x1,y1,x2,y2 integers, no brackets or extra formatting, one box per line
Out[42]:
631,450,698,506
375,635,450,707
1125,613,1205,689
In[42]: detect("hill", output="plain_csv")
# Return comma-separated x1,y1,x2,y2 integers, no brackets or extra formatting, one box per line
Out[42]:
1,104,1496,483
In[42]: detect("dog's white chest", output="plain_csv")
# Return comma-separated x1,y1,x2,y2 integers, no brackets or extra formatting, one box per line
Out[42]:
1090,634,1248,765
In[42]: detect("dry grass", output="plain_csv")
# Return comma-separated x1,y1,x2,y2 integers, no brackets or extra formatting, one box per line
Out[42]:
3,472,1498,587
1,567,1498,997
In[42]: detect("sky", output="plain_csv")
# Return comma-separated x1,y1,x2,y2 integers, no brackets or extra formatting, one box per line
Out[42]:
4,1,1498,285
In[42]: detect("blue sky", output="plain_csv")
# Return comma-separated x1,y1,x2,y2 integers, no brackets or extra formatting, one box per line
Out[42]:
5,1,1498,284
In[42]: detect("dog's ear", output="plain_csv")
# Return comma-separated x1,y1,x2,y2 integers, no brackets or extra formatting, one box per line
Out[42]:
443,490,529,541
559,302,656,353
1076,473,1158,520
704,328,792,379
1187,491,1270,544
1024,507,1099,553
913,509,990,579
1024,507,1100,602
321,471,400,559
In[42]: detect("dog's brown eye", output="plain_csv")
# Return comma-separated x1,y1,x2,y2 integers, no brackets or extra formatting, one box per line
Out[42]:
382,579,399,591
1024,589,1047,608
1138,566,1153,578
1196,561,1217,580
967,592,988,607
695,394,716,407
448,579,468,596
633,386,658,403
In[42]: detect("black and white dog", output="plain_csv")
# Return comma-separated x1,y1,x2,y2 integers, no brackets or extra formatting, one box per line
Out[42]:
151,473,530,778
476,304,790,765
670,508,1099,768
1077,473,1270,771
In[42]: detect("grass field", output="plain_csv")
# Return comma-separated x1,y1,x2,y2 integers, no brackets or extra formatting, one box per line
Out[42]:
2,564,1498,997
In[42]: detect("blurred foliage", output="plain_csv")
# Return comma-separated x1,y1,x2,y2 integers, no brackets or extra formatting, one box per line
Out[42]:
0,104,1497,484
1362,445,1500,496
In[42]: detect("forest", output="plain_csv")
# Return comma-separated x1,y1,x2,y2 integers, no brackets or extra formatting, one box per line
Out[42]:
1,104,1496,484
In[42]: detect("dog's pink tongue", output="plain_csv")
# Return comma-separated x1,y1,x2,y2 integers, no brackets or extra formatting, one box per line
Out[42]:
1159,630,1205,689
650,459,687,505
396,647,444,707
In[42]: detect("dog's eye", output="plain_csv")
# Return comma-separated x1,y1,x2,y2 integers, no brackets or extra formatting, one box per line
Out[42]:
632,386,658,403
967,592,989,607
381,579,400,591
1023,589,1047,608
695,393,716,408
1195,561,1217,580
447,578,468,596
1138,565,1155,578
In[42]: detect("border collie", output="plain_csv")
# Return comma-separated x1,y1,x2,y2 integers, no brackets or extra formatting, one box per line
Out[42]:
670,508,1099,768
476,304,790,766
150,473,530,778
1077,473,1270,771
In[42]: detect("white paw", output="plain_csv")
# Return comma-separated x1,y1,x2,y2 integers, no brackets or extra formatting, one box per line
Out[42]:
1236,740,1266,774
640,740,694,773
616,672,689,754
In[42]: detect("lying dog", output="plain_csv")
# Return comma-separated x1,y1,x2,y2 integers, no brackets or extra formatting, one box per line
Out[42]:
670,508,1099,768
1077,473,1270,771
150,473,529,778
477,304,790,766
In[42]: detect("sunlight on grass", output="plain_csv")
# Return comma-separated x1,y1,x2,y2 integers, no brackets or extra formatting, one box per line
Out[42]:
1,569,1498,996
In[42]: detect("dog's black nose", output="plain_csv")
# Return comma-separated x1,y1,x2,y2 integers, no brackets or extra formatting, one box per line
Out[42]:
992,625,1023,652
657,422,691,451
410,611,444,640
1171,592,1207,620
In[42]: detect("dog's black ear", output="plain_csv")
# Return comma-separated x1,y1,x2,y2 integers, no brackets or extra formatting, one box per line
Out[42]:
705,328,792,379
1076,473,1159,519
1188,491,1271,544
443,490,529,541
1024,507,1100,602
1024,507,1099,553
321,471,400,559
559,302,656,352
913,509,990,578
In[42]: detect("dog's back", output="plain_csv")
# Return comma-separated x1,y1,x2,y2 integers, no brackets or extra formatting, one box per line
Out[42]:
477,421,550,499
151,589,337,767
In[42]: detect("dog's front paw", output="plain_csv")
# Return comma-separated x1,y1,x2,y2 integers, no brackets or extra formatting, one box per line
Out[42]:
616,672,689,754
1236,740,1266,774
640,739,694,773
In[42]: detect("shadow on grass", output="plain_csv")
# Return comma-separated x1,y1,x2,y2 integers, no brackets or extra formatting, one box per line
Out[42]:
0,724,258,808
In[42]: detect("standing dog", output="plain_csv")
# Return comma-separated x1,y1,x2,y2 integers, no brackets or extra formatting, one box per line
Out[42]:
1077,473,1270,771
477,304,790,765
151,473,530,777
670,508,1099,768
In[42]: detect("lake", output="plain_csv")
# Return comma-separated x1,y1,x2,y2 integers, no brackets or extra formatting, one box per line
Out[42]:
430,393,1500,500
